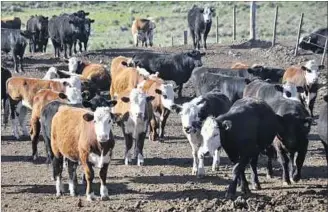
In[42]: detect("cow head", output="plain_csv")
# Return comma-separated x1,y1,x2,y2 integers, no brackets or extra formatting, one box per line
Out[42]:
82,94,117,112
199,116,231,157
75,10,90,19
83,105,117,143
155,83,175,110
248,66,285,83
201,6,215,23
187,50,206,67
275,82,304,101
278,114,312,143
43,67,59,80
67,57,82,73
301,60,323,85
121,88,155,123
64,85,83,104
178,96,205,134
68,16,84,34
84,18,95,36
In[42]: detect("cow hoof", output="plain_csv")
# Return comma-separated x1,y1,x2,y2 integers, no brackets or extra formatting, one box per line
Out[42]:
292,175,301,183
225,192,235,199
192,169,197,175
86,193,96,201
266,174,273,179
212,166,219,172
252,183,261,190
70,192,77,197
100,195,109,201
282,181,291,186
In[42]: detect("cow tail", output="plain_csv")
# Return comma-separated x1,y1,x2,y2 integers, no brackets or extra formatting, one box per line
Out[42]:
4,79,11,127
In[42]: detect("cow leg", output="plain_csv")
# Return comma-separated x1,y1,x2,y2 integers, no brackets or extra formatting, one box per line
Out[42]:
149,115,158,142
159,109,170,142
288,152,295,183
73,41,77,54
177,84,183,98
19,54,24,73
195,31,201,50
9,98,20,139
99,163,109,200
67,160,78,196
30,117,41,161
79,41,83,53
63,43,68,59
225,159,248,199
68,43,73,57
190,29,196,49
322,141,328,167
265,145,275,179
12,53,19,73
135,132,146,166
277,148,291,185
52,156,64,196
3,96,10,127
293,140,309,182
81,160,95,201
250,154,261,190
212,148,220,171
240,168,251,195
18,105,28,137
197,151,205,178
133,33,138,47
309,93,317,118
124,132,133,165
203,33,208,50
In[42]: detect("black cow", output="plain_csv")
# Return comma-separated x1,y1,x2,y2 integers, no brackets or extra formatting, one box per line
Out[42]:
244,81,312,185
1,17,21,29
26,15,49,53
74,18,95,53
1,67,12,126
130,50,205,97
191,70,251,103
48,14,84,58
200,98,283,198
1,28,28,73
318,95,328,166
299,28,328,54
187,5,215,50
40,95,114,163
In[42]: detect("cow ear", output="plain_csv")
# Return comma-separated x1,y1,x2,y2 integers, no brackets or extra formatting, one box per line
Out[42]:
82,100,92,108
45,17,48,20
58,93,67,99
90,19,95,23
172,104,182,114
244,78,251,85
285,91,292,98
63,81,72,87
200,52,206,56
85,12,90,16
274,85,283,92
318,65,325,70
121,61,128,67
83,113,94,122
107,100,117,107
146,96,155,102
64,59,69,63
296,86,304,93
155,89,162,95
121,97,130,103
219,120,232,131
301,66,307,71
323,95,328,102
199,8,204,13
81,90,90,100
210,7,215,13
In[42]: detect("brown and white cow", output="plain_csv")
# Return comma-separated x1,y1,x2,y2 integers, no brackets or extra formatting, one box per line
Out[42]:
131,18,156,47
140,75,175,142
112,85,155,166
51,104,117,201
282,60,325,117
6,76,80,139
30,87,83,160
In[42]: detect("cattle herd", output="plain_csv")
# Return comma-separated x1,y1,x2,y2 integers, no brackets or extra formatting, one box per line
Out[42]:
1,5,328,204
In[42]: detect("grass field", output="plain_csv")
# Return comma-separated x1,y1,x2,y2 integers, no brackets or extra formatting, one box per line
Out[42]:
1,1,327,51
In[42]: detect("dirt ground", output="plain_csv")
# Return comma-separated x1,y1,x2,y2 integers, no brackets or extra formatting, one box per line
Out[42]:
1,40,328,212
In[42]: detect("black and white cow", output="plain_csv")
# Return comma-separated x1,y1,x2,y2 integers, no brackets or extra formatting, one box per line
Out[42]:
26,15,49,53
1,67,12,126
318,95,328,166
130,50,205,97
1,28,28,73
299,28,328,54
187,5,215,50
191,70,251,103
200,98,283,198
244,80,312,185
174,91,231,177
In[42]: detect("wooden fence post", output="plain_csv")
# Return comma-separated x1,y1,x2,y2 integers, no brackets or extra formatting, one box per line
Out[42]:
250,1,256,40
321,38,328,65
294,13,304,56
171,35,174,47
233,5,236,41
272,6,278,47
216,16,219,43
184,30,188,45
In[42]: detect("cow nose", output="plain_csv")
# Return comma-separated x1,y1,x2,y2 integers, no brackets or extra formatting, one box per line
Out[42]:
136,113,143,118
98,134,109,142
184,126,192,134
203,151,210,157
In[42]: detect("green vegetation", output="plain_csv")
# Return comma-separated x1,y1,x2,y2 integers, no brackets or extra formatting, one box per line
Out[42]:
1,1,327,51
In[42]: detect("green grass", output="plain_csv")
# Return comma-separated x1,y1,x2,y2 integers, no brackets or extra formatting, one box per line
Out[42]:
1,1,327,51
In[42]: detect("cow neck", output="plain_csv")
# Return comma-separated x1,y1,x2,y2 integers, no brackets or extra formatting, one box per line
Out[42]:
91,133,114,156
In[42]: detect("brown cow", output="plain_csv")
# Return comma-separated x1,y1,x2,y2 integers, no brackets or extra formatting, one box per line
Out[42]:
131,18,156,47
282,60,324,117
6,76,80,139
51,104,117,201
231,62,249,69
1,17,21,29
30,87,82,161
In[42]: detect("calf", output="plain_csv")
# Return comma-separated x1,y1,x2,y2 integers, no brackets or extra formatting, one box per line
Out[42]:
40,94,114,164
191,70,251,103
1,28,28,73
6,76,80,139
1,67,12,126
283,60,324,117
26,15,49,53
131,18,156,47
141,76,175,142
112,87,155,166
187,5,215,50
200,98,282,198
175,91,231,177
51,104,117,201
30,87,82,161
130,50,205,97
1,17,21,29
299,28,328,54
318,95,328,166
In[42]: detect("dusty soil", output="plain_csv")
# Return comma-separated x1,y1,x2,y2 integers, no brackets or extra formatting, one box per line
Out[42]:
1,40,328,212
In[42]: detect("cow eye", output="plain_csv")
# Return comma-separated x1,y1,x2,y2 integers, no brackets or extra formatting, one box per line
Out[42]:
108,119,111,123
163,95,167,99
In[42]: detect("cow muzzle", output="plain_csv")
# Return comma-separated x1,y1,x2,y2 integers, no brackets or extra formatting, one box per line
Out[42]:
98,134,109,143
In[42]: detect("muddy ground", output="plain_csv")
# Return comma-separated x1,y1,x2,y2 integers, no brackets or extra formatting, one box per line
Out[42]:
1,40,328,212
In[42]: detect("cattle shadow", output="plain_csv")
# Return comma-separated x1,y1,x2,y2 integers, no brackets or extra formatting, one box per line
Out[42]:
308,133,321,141
1,135,23,141
301,165,328,179
1,155,47,164
84,48,154,58
229,39,272,50
144,156,231,167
